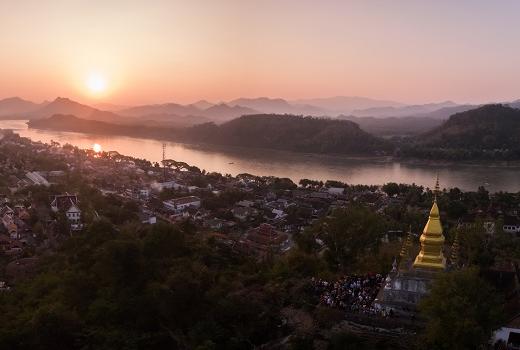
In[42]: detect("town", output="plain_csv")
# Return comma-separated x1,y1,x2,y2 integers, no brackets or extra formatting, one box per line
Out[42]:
0,129,519,349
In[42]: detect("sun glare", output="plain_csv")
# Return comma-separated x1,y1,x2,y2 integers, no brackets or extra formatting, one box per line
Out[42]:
92,143,102,153
86,73,107,94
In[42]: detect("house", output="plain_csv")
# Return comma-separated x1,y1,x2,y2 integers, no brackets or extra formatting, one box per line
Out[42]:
309,191,331,200
163,196,201,212
187,186,199,193
327,187,345,196
236,200,255,208
492,314,520,349
238,223,290,257
503,216,520,235
231,206,258,221
155,181,184,191
203,218,236,231
139,210,157,225
203,218,224,230
271,208,286,220
266,200,289,211
25,172,50,187
0,206,18,239
0,206,14,223
50,194,82,230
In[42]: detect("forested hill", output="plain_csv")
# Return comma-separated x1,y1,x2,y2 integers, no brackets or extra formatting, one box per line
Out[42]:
399,104,520,159
420,104,520,147
186,114,391,155
28,114,392,156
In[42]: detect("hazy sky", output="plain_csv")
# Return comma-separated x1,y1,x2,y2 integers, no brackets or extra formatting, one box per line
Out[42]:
1,0,520,105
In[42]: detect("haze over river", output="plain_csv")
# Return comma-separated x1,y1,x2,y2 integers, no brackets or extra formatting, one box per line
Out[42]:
1,120,519,192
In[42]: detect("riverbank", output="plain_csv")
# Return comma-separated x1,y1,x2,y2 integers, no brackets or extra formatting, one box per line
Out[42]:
24,121,520,170
2,119,520,192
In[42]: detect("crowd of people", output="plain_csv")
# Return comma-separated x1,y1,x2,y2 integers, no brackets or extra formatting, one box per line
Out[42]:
312,274,386,315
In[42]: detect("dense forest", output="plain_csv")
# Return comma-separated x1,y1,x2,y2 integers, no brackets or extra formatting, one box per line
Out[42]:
0,203,510,349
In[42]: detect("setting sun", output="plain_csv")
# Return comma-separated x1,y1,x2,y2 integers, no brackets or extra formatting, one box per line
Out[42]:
92,143,102,153
86,73,107,94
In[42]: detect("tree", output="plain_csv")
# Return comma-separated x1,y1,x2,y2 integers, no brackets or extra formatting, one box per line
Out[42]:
420,268,503,350
298,178,323,189
315,206,387,270
382,182,400,197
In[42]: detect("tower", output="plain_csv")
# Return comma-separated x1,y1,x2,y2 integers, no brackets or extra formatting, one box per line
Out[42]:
162,143,166,181
413,176,446,270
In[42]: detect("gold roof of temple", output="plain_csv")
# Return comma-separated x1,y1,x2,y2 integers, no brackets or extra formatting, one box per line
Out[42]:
423,201,443,235
413,176,446,270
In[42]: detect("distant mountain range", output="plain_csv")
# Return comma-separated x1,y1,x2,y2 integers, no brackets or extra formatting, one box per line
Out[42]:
3,95,520,136
291,96,404,114
0,97,46,118
352,101,458,118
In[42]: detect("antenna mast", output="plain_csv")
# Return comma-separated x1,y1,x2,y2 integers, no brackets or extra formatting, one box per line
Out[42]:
162,143,166,181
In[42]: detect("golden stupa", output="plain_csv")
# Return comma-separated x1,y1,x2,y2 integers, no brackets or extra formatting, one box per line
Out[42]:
413,176,446,270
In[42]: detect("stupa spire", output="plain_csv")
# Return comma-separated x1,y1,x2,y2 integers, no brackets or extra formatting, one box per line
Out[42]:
434,173,440,200
413,175,446,270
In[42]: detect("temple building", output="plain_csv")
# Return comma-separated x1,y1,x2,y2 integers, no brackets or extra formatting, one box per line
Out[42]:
374,177,447,315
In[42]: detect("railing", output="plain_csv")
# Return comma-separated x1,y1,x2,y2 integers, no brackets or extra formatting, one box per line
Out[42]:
343,312,422,331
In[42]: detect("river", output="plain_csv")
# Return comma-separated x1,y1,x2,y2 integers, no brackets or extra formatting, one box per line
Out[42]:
1,120,519,192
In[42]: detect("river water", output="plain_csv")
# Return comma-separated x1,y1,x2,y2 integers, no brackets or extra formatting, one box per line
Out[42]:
1,120,519,192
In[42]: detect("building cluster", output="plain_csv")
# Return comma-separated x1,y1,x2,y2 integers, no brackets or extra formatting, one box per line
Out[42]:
1,130,520,347
0,131,410,276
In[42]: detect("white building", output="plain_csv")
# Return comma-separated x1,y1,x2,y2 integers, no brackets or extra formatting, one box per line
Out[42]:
67,204,82,230
503,217,520,235
492,315,520,349
327,187,345,196
504,224,520,234
50,194,82,231
154,181,185,192
163,196,201,212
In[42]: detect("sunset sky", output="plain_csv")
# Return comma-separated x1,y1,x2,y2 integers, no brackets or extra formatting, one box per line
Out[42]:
1,0,520,105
